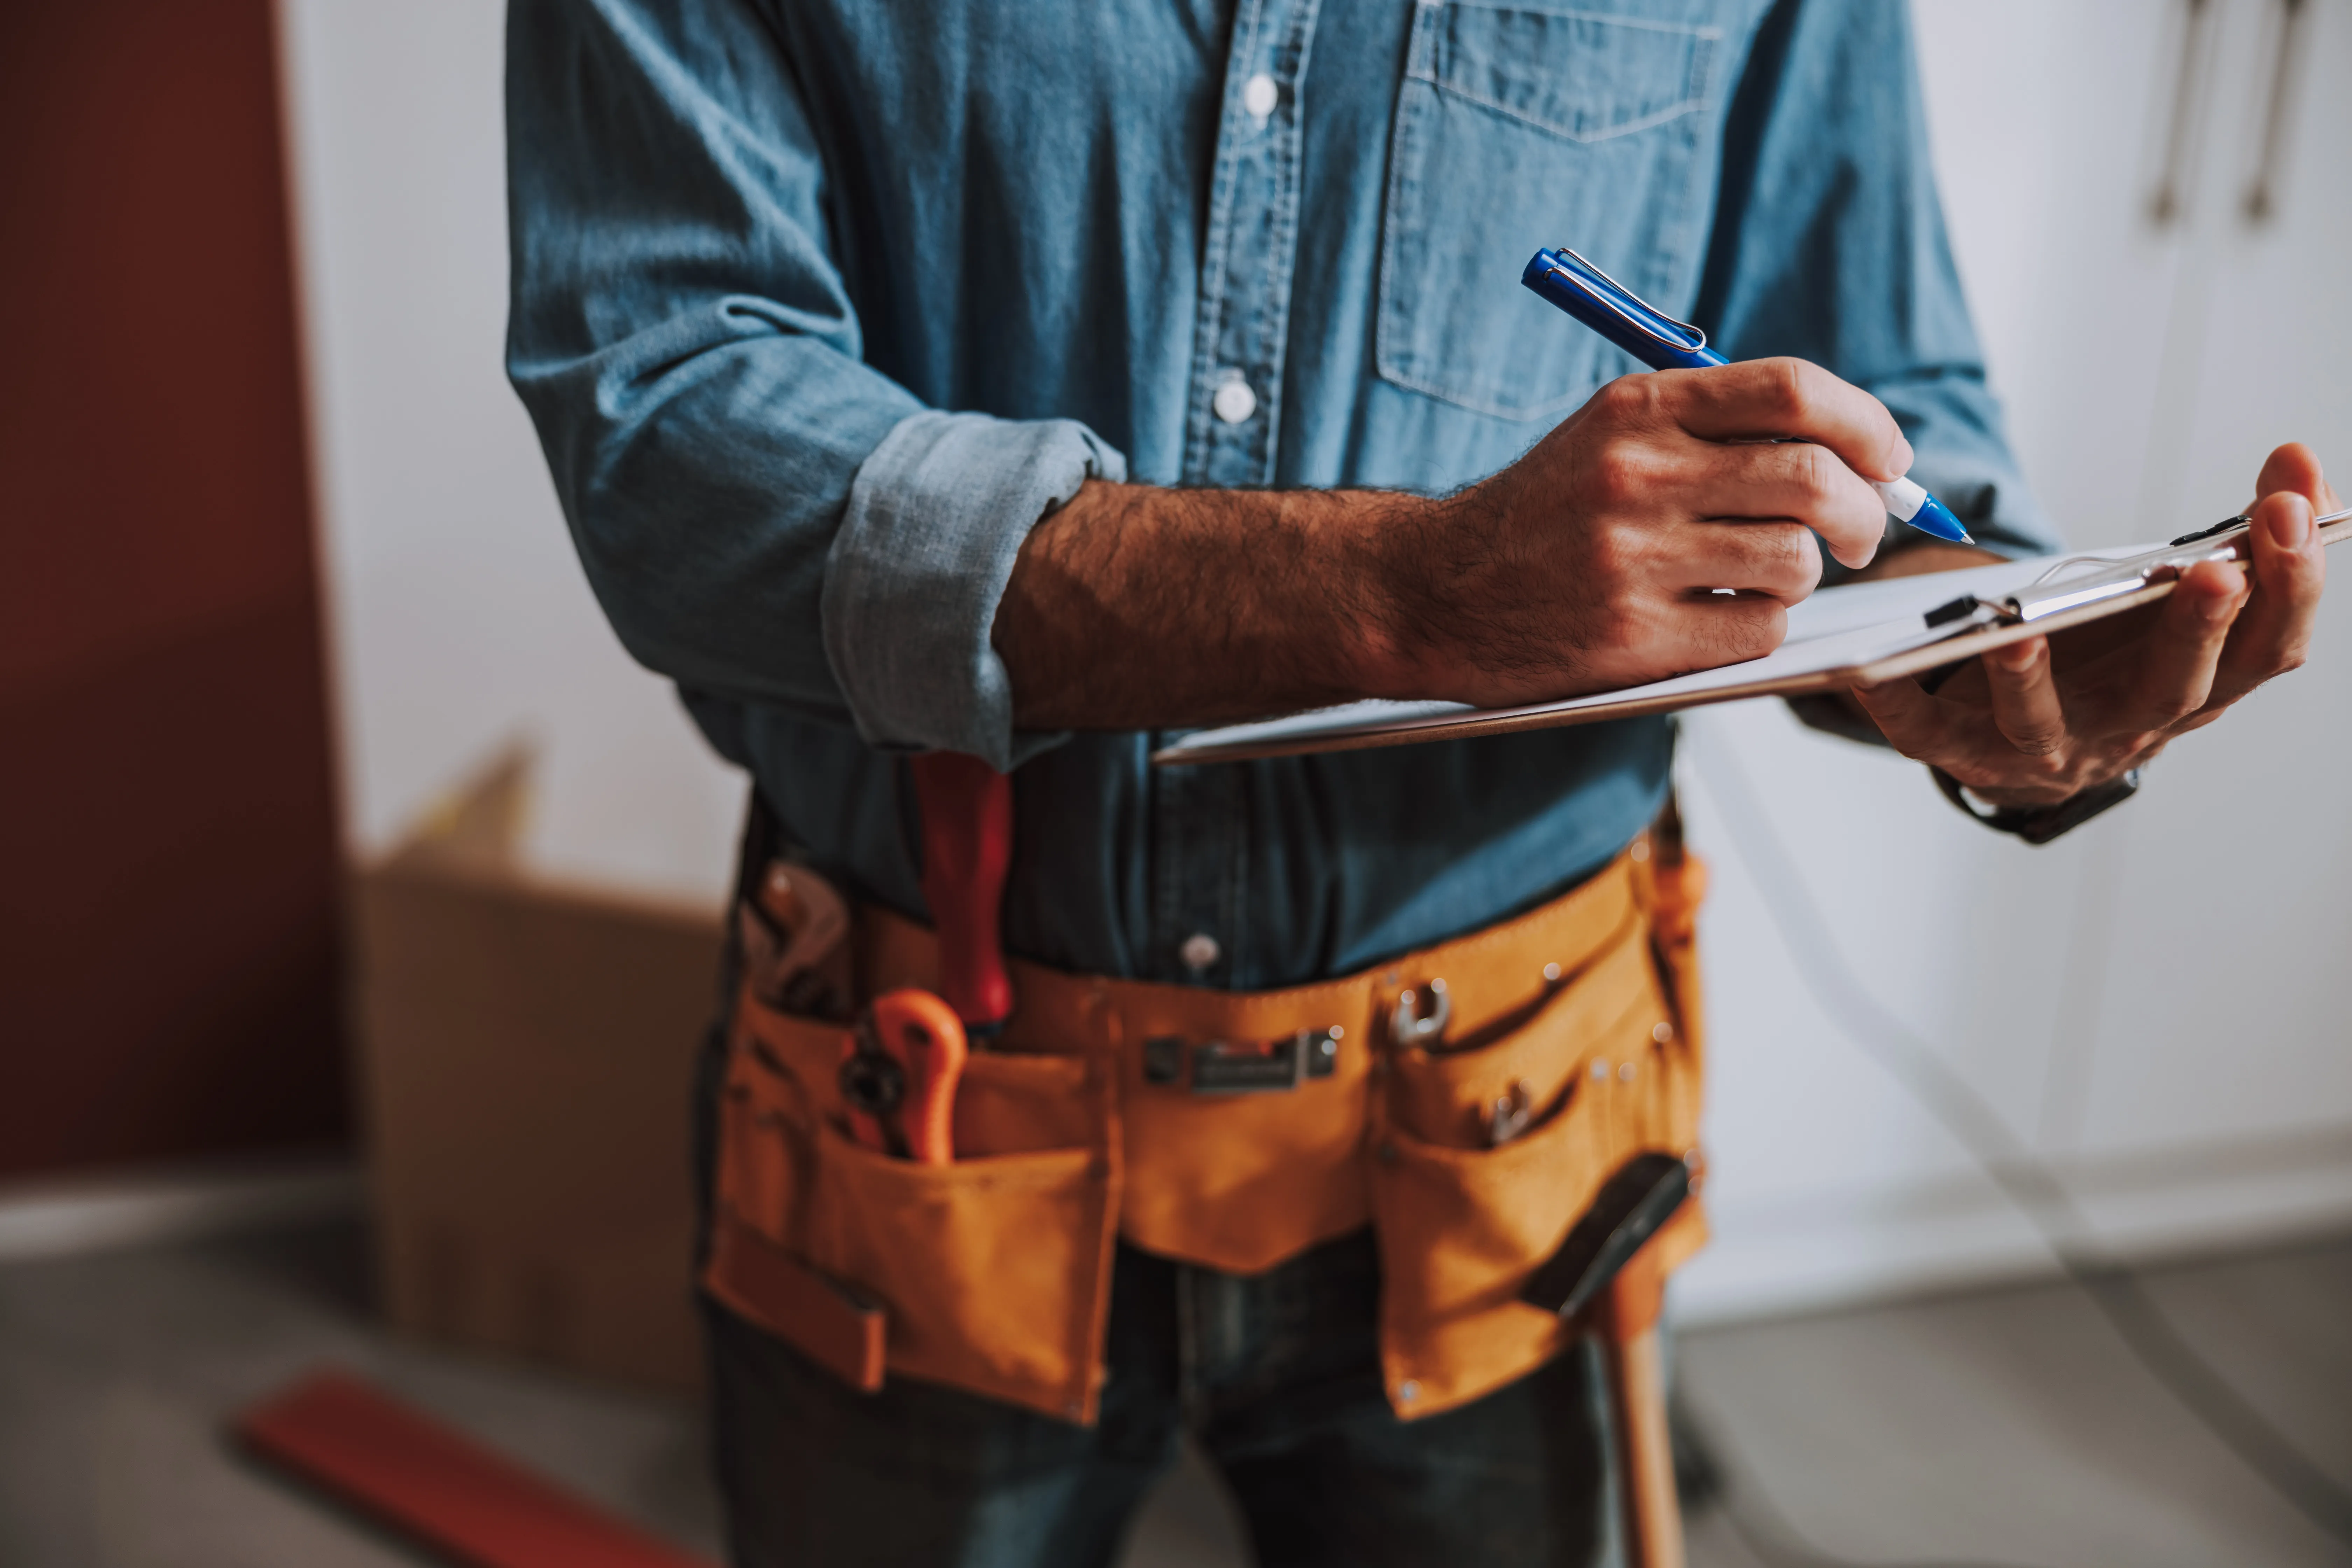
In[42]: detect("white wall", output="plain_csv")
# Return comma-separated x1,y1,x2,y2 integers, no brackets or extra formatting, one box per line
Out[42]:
1673,0,2352,1322
275,0,2352,1322
277,0,745,904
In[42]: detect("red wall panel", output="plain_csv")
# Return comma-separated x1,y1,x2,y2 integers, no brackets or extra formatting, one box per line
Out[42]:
0,0,348,1175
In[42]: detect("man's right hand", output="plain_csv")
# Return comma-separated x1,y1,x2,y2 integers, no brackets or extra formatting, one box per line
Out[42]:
1377,357,1910,708
994,357,1913,731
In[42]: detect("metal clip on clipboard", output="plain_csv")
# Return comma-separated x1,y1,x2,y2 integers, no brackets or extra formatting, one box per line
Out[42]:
1929,507,2352,632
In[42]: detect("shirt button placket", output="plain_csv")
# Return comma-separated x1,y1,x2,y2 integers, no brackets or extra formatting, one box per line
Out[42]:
1187,0,1317,492
1155,0,1317,989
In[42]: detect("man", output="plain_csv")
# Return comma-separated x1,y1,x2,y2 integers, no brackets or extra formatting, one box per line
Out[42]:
505,1,2333,1563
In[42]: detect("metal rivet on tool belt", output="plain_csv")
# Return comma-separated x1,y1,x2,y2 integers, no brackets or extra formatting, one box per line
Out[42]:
1180,932,1221,973
1652,1021,1675,1044
1390,978,1451,1047
1590,1057,1610,1081
1619,1060,1637,1083
1485,1079,1535,1147
1630,837,1651,862
1542,962,1562,983
1397,1380,1421,1403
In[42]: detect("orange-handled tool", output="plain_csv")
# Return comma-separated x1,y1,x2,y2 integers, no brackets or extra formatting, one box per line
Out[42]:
908,751,1015,1035
840,988,968,1165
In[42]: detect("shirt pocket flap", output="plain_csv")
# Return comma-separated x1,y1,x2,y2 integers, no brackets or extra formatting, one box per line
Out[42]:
1378,1,1731,420
1428,5,1722,145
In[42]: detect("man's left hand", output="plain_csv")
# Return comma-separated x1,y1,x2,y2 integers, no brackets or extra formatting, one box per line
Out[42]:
1852,443,2335,806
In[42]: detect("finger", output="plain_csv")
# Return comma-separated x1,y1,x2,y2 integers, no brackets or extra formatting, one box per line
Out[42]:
1650,594,1788,672
1645,517,1822,604
1658,358,1914,481
1679,439,1885,568
1980,635,2067,756
2096,558,2245,735
2250,441,2341,514
2211,487,2325,706
1853,674,2078,798
1849,674,1952,759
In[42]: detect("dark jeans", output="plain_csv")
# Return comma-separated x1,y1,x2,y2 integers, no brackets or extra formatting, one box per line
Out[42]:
701,1227,1610,1568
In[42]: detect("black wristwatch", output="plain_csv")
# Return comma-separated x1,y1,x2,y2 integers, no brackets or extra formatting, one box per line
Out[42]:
1930,765,2142,845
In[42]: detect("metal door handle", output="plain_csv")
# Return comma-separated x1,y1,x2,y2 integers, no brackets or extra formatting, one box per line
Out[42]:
2150,0,2218,227
2244,0,2312,223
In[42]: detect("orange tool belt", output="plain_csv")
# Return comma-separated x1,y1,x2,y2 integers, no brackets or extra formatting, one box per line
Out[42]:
704,819,1709,1427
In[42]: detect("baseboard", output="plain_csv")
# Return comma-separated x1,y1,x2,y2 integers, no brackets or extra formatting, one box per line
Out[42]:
1674,1123,2352,1326
0,1157,364,1264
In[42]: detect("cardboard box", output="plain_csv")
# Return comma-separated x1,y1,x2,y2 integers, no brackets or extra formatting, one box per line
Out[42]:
353,752,724,1392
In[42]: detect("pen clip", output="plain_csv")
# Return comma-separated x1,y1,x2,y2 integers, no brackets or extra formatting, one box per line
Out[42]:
1542,244,1712,358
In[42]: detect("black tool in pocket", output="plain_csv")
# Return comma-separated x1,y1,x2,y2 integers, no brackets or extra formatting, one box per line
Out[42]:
1520,1151,1692,1319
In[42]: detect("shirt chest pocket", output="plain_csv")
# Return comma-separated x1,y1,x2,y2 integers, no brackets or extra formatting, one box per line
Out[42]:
1378,1,1728,421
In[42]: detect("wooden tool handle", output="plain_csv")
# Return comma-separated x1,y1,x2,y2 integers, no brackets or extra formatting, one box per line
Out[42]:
1600,1249,1686,1568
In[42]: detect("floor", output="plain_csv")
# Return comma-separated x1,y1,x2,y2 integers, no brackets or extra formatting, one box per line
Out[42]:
1,1220,2345,1567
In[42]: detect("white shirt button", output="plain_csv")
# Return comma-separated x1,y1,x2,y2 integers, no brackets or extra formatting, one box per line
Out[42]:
1180,932,1222,972
1211,375,1258,425
1242,72,1280,121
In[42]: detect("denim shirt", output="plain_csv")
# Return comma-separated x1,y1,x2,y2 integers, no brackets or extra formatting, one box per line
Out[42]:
505,0,2056,989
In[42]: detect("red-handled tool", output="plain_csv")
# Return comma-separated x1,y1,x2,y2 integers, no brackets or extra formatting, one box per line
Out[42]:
907,751,1016,1035
837,752,1009,1164
840,988,968,1165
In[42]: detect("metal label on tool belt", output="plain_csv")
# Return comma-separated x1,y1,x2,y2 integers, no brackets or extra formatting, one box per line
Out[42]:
1142,1028,1343,1092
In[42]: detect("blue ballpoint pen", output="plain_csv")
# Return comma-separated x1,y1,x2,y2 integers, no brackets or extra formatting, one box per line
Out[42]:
1522,245,1975,545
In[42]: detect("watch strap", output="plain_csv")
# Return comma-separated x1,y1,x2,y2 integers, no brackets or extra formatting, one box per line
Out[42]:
1931,765,2142,846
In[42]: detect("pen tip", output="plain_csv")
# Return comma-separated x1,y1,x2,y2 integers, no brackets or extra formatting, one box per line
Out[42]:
1960,531,1976,545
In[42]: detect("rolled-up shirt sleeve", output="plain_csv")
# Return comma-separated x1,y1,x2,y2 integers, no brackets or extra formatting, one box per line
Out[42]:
1695,0,2062,569
504,0,1116,769
825,412,1122,768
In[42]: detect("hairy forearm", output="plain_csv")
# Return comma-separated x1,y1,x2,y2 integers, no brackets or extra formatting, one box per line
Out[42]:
992,479,1431,730
992,361,1961,735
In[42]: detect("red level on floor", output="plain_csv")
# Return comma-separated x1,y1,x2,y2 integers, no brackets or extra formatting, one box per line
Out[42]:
236,1369,714,1568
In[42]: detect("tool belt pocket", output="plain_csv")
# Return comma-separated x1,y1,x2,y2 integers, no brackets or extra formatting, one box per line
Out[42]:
1369,914,1689,1419
701,992,1119,1423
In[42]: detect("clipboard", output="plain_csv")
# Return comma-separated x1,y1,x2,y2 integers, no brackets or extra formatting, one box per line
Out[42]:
1153,510,2352,767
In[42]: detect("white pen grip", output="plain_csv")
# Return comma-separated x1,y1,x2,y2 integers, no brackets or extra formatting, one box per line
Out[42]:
1872,476,1926,523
